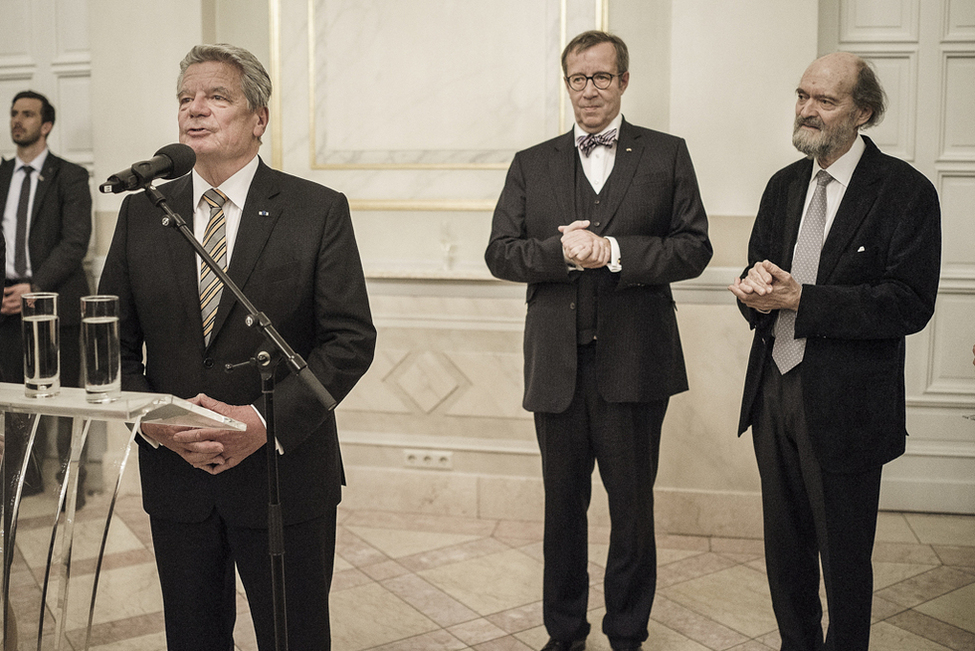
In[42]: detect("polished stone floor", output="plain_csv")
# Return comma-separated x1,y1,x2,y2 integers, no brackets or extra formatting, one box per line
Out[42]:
7,490,975,650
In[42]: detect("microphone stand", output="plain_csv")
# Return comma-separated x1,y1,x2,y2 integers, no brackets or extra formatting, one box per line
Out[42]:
144,183,336,651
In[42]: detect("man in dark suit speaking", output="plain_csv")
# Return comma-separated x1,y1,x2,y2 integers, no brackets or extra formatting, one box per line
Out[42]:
729,52,941,651
485,31,711,651
99,44,375,650
1,90,92,496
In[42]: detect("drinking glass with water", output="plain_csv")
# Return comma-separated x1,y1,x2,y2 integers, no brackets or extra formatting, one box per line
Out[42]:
21,292,60,398
80,295,121,403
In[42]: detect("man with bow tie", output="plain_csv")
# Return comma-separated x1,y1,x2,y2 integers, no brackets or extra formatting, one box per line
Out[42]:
485,30,711,651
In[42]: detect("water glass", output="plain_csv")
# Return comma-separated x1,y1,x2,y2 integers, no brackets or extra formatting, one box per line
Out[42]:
80,295,121,403
21,292,60,398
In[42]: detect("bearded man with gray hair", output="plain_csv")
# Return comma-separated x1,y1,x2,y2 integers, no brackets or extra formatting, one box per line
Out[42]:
729,52,941,650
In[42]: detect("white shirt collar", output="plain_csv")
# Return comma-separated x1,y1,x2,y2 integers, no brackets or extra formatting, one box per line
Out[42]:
191,155,260,210
813,134,866,188
573,113,623,147
16,148,49,175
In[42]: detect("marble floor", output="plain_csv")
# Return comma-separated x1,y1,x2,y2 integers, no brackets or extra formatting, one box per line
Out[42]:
5,489,975,651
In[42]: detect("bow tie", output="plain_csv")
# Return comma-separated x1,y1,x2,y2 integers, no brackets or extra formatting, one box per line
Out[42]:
577,128,618,157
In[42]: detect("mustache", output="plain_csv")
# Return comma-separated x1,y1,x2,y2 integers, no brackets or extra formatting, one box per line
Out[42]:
795,116,824,130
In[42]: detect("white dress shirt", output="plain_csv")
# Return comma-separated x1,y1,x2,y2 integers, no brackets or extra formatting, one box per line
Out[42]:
3,148,49,279
573,114,623,272
798,134,866,245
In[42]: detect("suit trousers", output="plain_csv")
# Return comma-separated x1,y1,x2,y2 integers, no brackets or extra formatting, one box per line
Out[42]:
752,357,882,651
150,507,337,651
534,343,667,646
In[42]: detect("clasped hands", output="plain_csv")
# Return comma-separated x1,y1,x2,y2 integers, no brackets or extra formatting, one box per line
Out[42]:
140,394,267,475
728,260,802,313
1,282,31,316
560,220,610,269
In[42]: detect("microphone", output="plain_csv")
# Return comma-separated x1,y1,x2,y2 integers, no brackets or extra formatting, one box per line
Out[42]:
99,143,196,194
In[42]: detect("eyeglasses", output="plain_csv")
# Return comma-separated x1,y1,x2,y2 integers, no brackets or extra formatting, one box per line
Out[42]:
565,72,620,91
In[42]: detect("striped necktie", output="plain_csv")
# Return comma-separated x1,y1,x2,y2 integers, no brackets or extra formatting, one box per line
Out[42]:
200,188,228,344
772,170,833,374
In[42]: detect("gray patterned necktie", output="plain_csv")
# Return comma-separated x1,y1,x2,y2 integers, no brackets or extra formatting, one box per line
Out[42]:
772,170,833,374
200,188,228,345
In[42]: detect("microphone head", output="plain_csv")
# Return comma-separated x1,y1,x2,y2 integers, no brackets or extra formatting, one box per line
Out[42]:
154,143,196,180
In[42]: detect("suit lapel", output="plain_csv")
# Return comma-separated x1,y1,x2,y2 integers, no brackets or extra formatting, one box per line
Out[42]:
208,160,282,343
550,132,576,228
781,160,813,269
0,159,13,208
158,175,204,345
818,140,883,283
30,155,60,225
599,120,641,228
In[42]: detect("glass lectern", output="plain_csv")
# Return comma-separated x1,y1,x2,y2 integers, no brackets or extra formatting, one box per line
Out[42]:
0,382,244,650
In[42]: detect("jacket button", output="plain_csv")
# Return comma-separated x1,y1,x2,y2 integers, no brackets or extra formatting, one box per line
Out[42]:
570,302,576,310
203,357,215,369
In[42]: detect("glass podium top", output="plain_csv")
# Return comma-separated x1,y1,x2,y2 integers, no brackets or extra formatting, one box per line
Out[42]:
0,382,245,430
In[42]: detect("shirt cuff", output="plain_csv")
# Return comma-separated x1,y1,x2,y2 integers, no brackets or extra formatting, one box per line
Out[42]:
250,405,284,455
606,236,622,273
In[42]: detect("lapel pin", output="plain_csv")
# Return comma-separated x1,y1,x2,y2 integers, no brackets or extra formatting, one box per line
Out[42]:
625,148,632,152
258,210,269,217
857,246,865,252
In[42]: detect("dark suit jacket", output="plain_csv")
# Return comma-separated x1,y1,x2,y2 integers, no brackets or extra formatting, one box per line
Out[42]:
737,136,941,473
98,160,376,528
485,120,712,413
0,153,92,325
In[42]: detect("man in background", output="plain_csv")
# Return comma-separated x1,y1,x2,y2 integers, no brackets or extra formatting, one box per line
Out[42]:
486,30,711,651
0,90,92,498
730,52,941,650
99,44,375,650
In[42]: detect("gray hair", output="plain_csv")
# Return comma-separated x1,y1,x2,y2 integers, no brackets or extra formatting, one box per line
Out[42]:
177,44,272,111
851,58,886,129
561,30,629,76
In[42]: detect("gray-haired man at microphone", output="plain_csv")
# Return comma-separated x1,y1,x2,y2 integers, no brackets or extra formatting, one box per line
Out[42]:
99,44,375,651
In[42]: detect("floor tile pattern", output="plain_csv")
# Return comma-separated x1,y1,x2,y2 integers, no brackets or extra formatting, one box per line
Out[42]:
6,491,974,650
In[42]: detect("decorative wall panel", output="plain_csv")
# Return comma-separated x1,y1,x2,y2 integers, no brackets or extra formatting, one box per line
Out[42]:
939,171,975,275
928,293,975,396
941,52,975,160
860,52,916,159
944,0,975,41
840,0,920,42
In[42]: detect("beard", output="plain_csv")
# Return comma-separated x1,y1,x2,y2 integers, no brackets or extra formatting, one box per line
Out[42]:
792,111,860,161
11,128,42,148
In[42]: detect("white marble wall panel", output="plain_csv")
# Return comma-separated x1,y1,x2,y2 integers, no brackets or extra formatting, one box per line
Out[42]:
310,0,558,166
351,209,496,276
839,0,920,42
277,0,604,203
941,52,975,160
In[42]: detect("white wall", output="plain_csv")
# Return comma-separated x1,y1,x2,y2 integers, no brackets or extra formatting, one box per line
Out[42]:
75,0,972,522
